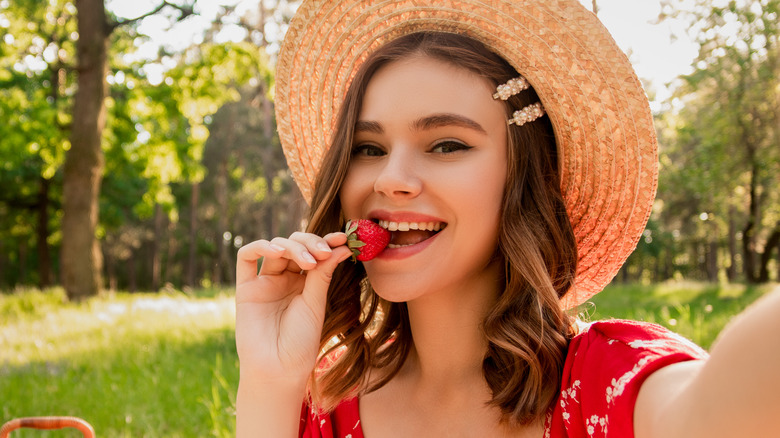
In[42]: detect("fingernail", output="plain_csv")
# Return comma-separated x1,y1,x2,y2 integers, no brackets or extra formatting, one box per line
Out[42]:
316,242,332,252
269,243,285,252
301,251,316,264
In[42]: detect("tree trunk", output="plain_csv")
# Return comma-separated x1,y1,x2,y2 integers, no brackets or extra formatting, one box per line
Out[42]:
128,249,137,293
758,222,780,282
36,176,52,287
706,239,718,282
165,221,178,286
19,238,28,285
186,182,199,288
151,203,163,291
0,240,4,288
776,239,780,282
61,0,108,300
741,162,760,283
727,206,738,281
104,243,116,291
214,160,229,286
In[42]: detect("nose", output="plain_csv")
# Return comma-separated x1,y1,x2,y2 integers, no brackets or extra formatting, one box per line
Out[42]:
373,148,422,199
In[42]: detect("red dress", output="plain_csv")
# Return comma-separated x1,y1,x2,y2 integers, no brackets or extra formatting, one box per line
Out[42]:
299,320,709,437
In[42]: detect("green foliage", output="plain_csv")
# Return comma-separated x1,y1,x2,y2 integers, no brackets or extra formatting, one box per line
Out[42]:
642,0,780,282
200,353,236,438
0,0,296,290
0,286,68,321
0,0,77,288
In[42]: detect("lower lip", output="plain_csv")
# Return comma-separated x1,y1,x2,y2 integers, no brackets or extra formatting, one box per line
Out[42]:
375,231,441,261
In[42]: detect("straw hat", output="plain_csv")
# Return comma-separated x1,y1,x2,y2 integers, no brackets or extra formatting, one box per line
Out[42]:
275,0,658,308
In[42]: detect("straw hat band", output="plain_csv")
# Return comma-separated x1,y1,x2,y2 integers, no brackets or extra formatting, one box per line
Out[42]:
275,0,658,307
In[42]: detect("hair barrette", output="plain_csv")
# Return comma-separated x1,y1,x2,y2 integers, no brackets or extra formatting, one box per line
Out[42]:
493,76,545,126
507,102,545,126
492,76,530,100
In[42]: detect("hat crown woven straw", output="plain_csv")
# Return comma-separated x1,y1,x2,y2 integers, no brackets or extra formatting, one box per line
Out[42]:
275,0,658,308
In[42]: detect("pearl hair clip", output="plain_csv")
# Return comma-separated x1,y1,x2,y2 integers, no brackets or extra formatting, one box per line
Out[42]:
493,76,546,127
492,76,530,100
507,102,545,127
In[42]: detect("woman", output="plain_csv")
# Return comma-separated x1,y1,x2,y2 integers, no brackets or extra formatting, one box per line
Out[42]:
236,1,780,437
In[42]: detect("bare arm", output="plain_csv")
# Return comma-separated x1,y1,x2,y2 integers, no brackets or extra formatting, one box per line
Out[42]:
635,286,780,438
235,232,351,437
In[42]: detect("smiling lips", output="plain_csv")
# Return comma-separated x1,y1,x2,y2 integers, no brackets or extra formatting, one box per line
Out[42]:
375,220,446,248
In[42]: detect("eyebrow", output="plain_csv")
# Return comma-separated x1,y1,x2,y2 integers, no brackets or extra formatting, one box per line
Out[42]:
354,120,383,134
413,113,487,134
354,113,488,135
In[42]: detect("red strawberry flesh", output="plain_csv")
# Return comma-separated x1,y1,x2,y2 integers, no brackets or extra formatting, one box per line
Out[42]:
345,219,391,261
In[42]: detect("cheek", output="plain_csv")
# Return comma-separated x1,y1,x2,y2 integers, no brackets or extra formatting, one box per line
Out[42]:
447,158,506,212
338,167,368,218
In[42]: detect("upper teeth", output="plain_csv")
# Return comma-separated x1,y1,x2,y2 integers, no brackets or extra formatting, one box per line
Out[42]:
377,220,444,232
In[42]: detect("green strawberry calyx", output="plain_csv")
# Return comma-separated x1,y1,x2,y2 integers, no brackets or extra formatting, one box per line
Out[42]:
345,220,366,262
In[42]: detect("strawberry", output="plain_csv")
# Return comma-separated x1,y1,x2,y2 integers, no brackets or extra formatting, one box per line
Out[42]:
345,219,391,261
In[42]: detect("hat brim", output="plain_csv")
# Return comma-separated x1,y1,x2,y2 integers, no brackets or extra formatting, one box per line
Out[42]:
275,0,658,308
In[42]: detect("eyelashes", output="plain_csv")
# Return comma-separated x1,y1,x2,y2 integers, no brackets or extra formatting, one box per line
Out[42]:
351,139,473,157
351,143,385,157
430,140,473,154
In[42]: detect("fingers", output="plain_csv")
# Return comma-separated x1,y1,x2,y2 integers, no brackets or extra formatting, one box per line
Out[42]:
322,231,348,251
237,232,349,284
236,239,285,284
300,245,353,316
264,232,336,271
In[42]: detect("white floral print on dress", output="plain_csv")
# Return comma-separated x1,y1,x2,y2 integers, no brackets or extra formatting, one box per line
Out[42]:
586,414,608,436
606,356,651,405
558,379,582,424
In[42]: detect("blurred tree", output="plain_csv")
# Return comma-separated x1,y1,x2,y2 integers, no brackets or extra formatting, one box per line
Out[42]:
60,0,196,300
0,0,76,288
0,0,302,293
159,40,275,288
196,0,303,288
658,0,780,282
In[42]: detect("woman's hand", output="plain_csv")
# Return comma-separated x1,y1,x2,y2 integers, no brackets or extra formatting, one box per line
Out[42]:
235,231,352,437
235,231,351,385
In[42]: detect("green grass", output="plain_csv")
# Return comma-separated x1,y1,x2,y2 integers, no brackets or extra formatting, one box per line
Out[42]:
0,281,776,436
578,281,778,349
1,287,237,437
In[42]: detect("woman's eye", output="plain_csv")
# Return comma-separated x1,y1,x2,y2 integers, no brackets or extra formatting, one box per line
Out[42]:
431,140,472,154
352,144,385,157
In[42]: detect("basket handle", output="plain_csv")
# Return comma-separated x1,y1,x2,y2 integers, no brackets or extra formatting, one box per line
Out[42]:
0,416,95,438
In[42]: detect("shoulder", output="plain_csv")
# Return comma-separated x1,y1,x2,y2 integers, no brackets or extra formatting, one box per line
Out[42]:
566,319,708,397
547,319,708,437
572,319,707,357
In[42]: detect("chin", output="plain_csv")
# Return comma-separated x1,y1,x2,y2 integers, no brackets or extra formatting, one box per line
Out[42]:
369,284,422,304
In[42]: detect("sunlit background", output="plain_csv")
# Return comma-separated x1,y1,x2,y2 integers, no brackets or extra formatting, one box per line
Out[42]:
1,0,778,435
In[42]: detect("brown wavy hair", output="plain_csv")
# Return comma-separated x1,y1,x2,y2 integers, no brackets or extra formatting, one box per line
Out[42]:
304,32,578,425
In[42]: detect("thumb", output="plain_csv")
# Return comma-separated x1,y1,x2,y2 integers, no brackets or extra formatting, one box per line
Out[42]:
299,246,353,318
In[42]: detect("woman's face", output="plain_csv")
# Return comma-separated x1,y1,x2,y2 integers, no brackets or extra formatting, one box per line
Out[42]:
339,55,509,302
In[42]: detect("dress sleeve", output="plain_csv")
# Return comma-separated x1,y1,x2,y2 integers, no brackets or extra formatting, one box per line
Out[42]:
547,320,709,438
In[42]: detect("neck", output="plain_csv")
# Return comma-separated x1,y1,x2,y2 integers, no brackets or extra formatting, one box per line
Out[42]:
400,260,503,389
